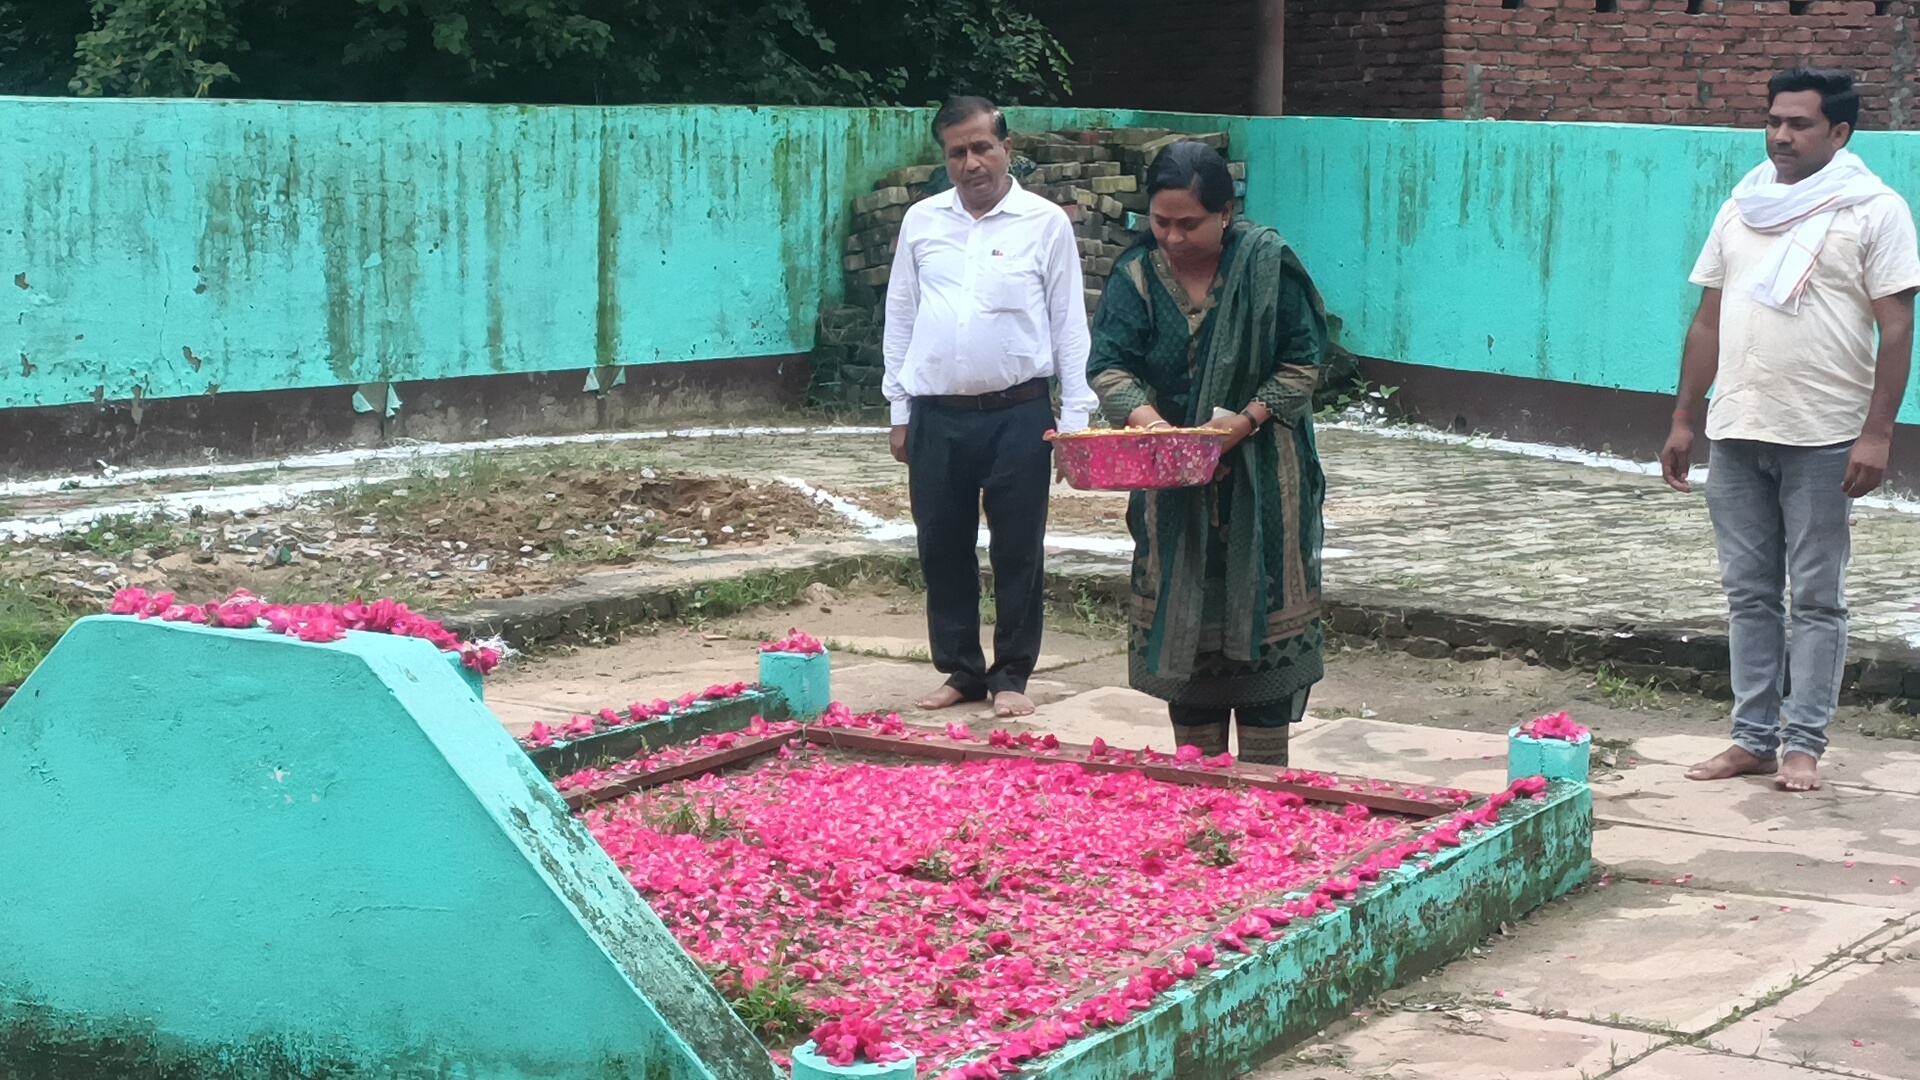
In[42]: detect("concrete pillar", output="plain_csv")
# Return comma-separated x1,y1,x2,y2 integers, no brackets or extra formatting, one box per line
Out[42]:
1255,0,1286,115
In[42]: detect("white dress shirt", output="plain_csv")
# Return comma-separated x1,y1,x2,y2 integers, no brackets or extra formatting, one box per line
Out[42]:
882,180,1096,430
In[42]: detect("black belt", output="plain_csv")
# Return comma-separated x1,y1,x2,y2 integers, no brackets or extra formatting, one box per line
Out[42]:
917,378,1049,411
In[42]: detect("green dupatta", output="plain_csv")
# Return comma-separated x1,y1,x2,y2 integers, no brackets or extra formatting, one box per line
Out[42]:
1130,225,1324,679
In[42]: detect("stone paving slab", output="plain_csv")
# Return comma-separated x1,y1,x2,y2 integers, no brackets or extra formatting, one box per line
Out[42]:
1287,716,1511,793
818,631,1121,674
1592,764,1920,867
1706,925,1920,1080
1594,823,1920,911
995,683,1171,748
1412,880,1907,1034
1250,1009,1666,1080
482,625,769,724
1612,1046,1843,1078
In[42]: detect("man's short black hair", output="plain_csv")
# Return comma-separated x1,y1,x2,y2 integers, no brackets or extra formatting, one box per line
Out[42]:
932,96,1008,146
1768,67,1861,129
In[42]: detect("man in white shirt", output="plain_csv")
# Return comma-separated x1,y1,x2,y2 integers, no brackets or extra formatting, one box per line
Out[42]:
883,95,1097,719
1662,67,1920,792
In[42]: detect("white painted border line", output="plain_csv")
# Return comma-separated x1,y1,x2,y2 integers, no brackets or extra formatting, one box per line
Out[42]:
0,425,892,500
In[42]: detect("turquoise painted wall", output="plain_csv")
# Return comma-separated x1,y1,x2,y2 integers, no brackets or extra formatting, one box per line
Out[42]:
1,99,836,408
0,98,1207,412
0,98,1146,411
8,99,1919,420
1130,114,1920,423
0,616,780,1080
1241,118,1748,396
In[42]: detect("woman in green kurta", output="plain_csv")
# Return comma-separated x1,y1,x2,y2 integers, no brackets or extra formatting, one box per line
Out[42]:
1086,141,1328,766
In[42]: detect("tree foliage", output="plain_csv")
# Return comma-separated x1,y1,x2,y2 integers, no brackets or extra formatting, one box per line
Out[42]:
0,0,1070,105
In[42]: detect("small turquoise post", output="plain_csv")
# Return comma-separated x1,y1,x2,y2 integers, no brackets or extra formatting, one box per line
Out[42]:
790,1042,916,1080
759,649,831,720
1508,728,1592,785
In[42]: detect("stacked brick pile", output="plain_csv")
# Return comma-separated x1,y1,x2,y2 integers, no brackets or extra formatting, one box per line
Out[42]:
810,128,1244,413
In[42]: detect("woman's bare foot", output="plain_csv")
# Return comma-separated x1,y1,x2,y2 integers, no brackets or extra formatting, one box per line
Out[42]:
1685,745,1777,781
993,691,1036,718
1775,751,1821,791
916,685,975,710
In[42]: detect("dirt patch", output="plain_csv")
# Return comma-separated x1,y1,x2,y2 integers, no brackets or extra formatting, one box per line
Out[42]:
348,470,840,556
1,467,850,617
830,484,1129,535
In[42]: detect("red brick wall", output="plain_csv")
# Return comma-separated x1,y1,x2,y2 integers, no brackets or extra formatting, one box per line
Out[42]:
1285,0,1920,129
1284,0,1450,118
1031,0,1267,114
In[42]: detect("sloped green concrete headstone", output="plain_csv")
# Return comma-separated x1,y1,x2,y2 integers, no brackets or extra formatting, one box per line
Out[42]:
0,616,780,1080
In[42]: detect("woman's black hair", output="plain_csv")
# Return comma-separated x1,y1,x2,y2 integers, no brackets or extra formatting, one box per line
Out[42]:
1145,141,1235,213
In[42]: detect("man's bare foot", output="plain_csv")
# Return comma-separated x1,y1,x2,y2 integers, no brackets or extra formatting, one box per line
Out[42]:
1775,751,1821,791
993,691,1036,718
1685,745,1777,782
916,685,974,711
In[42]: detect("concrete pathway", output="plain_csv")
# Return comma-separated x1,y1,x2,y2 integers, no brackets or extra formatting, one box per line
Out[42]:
488,598,1920,1079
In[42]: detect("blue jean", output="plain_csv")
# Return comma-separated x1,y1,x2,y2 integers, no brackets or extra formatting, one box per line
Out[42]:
1705,439,1853,760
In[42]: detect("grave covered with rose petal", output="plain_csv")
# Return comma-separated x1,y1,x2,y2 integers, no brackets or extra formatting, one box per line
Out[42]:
556,706,1590,1079
0,609,1590,1080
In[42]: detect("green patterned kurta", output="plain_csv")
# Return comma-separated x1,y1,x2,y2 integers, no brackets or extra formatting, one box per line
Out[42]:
1086,223,1329,707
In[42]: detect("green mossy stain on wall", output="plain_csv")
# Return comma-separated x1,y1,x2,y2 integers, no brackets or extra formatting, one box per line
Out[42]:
597,121,624,372
320,187,359,385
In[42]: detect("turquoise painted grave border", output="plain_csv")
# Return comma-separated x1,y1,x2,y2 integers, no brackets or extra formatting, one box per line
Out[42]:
525,686,790,778
1015,781,1591,1079
0,616,779,1080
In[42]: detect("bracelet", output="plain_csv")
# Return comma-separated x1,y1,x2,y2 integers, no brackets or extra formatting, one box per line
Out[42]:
1239,407,1265,431
1145,419,1173,430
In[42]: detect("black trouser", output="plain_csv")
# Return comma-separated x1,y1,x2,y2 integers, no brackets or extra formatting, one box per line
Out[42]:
907,394,1053,699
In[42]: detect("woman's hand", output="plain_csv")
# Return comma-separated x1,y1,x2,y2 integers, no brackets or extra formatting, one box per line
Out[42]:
1217,412,1257,453
1127,405,1171,430
1212,404,1268,481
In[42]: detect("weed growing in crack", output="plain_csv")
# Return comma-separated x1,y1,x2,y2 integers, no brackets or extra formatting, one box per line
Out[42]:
704,958,821,1043
1591,665,1663,710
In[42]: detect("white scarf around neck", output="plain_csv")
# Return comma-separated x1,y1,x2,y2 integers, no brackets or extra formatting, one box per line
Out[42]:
1730,148,1895,314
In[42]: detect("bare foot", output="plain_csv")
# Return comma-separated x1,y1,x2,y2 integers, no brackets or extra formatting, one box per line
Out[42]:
1775,751,1821,791
993,691,1036,718
916,685,973,711
1685,745,1777,782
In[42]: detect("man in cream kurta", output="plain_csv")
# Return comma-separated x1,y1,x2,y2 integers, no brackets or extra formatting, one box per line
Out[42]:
1663,67,1920,792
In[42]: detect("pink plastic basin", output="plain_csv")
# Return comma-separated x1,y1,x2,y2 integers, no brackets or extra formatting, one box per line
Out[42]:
1048,428,1229,491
